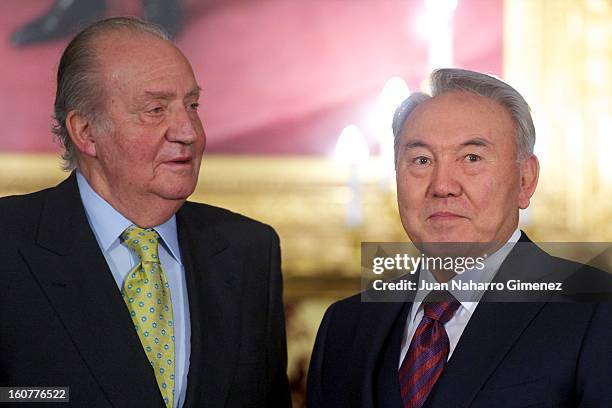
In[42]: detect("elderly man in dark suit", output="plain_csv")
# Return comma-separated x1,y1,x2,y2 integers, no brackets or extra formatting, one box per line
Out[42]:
307,68,612,407
0,17,291,408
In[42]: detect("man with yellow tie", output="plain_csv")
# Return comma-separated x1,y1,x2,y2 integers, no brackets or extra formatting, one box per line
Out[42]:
0,17,291,407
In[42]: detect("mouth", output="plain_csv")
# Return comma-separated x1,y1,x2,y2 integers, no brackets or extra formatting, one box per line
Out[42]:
163,156,193,166
427,211,466,221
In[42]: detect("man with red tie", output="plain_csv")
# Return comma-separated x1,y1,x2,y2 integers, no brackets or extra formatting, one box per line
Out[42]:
307,68,612,407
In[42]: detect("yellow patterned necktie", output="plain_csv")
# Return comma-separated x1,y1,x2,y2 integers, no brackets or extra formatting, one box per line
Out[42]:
121,225,175,408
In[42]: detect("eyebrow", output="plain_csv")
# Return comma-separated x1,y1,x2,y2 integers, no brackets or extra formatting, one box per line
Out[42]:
143,85,202,100
404,140,429,150
460,137,492,148
185,85,202,99
403,137,492,151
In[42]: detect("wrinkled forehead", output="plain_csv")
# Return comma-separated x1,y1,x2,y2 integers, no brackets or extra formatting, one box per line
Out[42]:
91,31,197,101
400,91,516,146
95,30,188,72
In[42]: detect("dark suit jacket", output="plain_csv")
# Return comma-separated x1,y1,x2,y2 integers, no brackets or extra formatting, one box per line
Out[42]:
307,233,612,407
0,174,291,407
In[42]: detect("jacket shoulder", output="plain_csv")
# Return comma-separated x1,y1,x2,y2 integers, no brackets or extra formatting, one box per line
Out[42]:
323,291,387,327
0,187,52,241
180,200,278,240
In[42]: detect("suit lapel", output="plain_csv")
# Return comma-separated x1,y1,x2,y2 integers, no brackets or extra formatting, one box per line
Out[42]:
341,272,419,407
20,174,165,407
424,234,554,408
425,301,546,408
341,300,406,407
177,204,242,408
376,301,412,408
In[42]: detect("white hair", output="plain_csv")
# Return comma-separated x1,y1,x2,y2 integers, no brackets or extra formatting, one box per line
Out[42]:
392,68,536,165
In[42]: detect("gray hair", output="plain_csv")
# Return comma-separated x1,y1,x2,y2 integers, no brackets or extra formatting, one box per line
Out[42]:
392,68,535,165
52,17,170,171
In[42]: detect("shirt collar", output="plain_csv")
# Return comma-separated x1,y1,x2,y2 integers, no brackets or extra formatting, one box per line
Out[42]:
410,227,521,322
155,214,183,265
76,171,182,264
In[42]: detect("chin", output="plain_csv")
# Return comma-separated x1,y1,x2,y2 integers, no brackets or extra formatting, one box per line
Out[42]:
418,233,485,259
405,221,471,243
154,180,197,200
427,230,473,243
408,226,477,255
167,186,196,200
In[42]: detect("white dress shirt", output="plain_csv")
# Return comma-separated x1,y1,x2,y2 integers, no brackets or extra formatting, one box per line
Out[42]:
399,228,522,367
76,172,191,408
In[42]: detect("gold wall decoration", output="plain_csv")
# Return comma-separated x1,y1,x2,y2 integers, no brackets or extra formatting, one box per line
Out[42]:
504,0,612,242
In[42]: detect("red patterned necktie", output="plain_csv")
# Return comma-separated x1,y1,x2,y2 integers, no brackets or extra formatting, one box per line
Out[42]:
399,290,460,408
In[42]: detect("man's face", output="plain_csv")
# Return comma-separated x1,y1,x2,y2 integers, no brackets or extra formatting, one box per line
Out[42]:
396,91,532,247
91,32,205,206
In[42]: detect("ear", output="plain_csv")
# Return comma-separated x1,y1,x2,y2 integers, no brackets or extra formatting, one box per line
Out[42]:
65,110,97,159
517,154,539,209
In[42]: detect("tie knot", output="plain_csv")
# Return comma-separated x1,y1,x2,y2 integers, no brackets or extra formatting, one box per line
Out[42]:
423,290,460,324
121,225,160,263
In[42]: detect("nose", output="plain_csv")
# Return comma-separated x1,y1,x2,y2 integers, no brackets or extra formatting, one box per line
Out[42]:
166,107,201,144
429,159,462,198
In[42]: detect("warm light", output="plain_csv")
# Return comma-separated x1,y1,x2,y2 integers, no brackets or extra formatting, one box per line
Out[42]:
566,117,583,154
533,120,549,165
598,117,612,182
334,125,370,165
372,77,410,187
424,0,458,15
419,0,459,69
372,76,410,134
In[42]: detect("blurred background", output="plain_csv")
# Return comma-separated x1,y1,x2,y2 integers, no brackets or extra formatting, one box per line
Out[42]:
0,0,611,405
